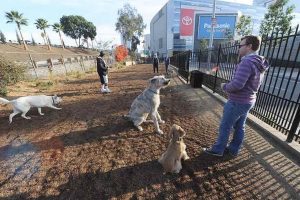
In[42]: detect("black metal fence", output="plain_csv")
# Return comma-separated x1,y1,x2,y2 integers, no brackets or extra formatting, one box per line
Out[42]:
170,26,300,143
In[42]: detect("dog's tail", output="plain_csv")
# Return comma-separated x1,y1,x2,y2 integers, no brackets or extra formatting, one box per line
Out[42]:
0,97,11,105
123,114,131,120
123,114,129,118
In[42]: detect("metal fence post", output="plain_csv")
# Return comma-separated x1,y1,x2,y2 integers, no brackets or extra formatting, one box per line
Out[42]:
186,50,191,71
198,50,201,70
213,44,221,93
286,105,300,143
186,50,191,83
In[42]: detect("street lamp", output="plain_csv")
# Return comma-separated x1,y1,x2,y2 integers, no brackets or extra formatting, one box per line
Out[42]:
207,0,216,71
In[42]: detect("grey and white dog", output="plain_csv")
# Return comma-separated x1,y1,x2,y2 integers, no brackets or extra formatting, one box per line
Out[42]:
125,75,170,134
0,95,62,123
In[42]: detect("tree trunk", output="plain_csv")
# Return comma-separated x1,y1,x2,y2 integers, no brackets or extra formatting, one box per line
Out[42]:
86,39,89,48
44,30,51,51
74,39,78,46
91,39,94,49
58,31,65,50
18,26,28,50
42,36,46,45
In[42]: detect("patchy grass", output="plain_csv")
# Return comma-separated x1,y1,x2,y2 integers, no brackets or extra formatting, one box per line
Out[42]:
85,66,97,74
66,70,85,79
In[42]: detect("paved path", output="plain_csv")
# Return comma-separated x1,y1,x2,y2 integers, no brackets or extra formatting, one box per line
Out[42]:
171,73,300,199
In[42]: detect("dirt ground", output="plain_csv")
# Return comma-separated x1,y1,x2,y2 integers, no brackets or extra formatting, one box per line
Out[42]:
0,64,299,199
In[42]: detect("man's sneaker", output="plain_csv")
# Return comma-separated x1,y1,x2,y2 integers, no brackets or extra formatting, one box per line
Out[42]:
224,148,238,157
203,148,223,157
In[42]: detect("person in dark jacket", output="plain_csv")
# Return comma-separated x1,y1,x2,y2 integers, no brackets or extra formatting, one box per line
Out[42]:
153,54,159,73
165,56,170,74
97,51,111,93
204,35,269,157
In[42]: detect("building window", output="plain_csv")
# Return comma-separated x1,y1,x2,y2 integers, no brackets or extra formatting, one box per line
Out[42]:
159,38,163,49
173,33,180,39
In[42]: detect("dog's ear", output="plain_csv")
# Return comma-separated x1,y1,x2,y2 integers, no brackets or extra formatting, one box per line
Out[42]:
180,129,186,137
169,126,175,139
150,78,157,85
170,124,180,140
178,126,186,137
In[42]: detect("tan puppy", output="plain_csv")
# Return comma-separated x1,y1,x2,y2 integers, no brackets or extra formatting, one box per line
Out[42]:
158,124,189,173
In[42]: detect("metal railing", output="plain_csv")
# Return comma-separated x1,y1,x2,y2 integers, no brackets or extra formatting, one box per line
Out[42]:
170,26,300,143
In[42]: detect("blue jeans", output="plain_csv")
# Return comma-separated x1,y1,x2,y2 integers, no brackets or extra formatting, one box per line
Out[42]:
210,100,254,156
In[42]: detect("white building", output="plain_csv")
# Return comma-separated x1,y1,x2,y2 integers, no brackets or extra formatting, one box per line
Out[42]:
150,0,268,57
143,34,150,53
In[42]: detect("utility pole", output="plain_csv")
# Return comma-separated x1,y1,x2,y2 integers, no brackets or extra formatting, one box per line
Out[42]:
207,0,216,70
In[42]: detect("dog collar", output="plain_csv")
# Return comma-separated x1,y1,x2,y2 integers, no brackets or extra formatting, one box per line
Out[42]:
149,89,159,95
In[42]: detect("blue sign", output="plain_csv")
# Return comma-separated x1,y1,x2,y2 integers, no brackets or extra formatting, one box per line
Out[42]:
197,15,236,39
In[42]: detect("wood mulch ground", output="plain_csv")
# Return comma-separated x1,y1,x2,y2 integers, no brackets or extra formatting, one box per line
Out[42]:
0,64,299,199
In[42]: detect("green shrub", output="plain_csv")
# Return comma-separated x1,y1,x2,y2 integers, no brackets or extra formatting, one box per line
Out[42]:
0,87,7,96
0,56,25,96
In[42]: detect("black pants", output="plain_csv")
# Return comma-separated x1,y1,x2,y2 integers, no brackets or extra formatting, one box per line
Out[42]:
153,65,158,73
165,64,169,73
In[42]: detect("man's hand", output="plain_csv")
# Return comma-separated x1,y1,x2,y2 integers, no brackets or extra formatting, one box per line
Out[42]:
221,83,226,91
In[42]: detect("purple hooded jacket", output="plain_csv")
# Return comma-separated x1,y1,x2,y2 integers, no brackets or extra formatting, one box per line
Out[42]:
223,54,269,104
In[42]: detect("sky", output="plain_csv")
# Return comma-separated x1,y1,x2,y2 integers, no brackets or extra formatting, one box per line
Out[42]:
4,0,299,48
0,0,170,47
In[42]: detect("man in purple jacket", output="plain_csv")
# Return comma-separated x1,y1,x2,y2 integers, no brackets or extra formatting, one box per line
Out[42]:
204,35,269,157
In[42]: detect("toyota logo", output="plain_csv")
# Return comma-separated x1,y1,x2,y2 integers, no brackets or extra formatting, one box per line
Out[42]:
182,16,192,25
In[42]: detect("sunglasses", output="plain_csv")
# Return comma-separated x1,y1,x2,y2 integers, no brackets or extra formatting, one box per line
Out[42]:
238,44,248,48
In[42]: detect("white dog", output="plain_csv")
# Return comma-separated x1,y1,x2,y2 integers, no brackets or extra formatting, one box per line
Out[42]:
124,75,170,134
0,95,62,123
158,124,189,173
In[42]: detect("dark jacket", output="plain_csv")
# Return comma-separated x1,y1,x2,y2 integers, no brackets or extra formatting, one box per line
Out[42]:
97,56,108,76
153,57,159,67
165,57,170,66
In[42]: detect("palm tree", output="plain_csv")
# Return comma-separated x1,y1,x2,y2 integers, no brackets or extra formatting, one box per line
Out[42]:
35,18,51,50
5,10,28,50
52,23,65,49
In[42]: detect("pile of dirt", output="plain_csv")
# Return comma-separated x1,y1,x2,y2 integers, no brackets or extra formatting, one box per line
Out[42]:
0,43,98,62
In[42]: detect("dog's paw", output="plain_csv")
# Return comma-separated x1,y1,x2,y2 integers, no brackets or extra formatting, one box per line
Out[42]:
159,120,165,124
26,116,31,119
183,156,190,160
40,113,44,116
137,126,143,131
157,129,164,135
